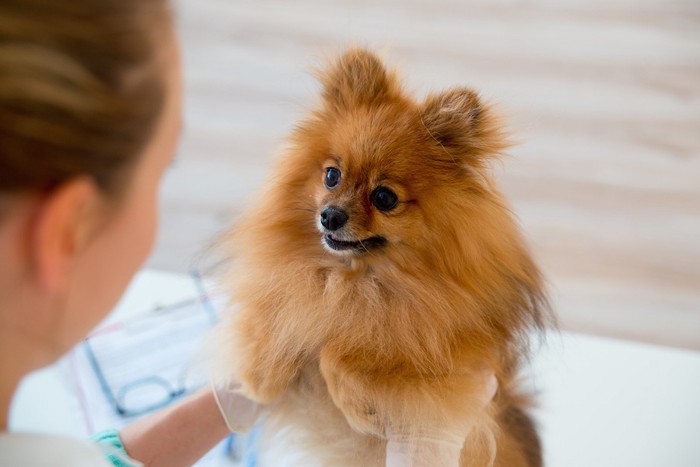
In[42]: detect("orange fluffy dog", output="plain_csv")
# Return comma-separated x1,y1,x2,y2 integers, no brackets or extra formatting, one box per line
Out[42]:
217,49,549,466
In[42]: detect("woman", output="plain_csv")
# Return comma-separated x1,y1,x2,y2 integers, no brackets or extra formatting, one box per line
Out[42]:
0,1,257,465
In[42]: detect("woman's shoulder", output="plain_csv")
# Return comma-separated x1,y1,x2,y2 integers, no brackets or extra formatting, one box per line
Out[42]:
0,431,112,466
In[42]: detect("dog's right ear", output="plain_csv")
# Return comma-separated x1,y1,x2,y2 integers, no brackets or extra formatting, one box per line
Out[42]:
421,88,509,165
319,48,395,110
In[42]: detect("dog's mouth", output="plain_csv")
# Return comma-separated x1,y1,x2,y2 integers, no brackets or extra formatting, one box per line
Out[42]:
323,234,386,252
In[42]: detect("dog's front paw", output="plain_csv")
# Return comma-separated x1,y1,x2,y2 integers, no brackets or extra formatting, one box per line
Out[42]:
319,347,385,436
217,312,303,405
236,351,303,404
237,366,286,404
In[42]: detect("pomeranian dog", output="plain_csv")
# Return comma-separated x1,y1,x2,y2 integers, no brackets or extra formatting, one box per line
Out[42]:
215,48,549,467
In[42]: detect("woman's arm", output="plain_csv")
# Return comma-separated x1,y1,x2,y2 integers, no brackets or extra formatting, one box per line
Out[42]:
119,387,229,467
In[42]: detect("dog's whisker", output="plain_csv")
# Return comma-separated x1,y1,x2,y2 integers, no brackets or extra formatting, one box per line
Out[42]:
289,207,317,214
357,238,370,253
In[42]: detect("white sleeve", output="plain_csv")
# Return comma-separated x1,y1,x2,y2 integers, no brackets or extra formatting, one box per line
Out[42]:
386,432,465,467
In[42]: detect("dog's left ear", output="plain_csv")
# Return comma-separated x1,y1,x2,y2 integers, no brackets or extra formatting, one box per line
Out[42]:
319,48,396,111
421,88,508,164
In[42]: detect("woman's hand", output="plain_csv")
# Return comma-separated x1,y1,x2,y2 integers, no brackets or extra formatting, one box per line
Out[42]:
119,388,230,467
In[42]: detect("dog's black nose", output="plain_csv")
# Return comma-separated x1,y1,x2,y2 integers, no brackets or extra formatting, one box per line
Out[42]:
320,206,348,231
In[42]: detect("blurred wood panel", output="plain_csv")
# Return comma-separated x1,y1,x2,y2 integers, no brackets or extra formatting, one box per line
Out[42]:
149,0,700,350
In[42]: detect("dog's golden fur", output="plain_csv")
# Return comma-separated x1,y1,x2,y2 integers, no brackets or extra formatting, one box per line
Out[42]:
215,49,549,466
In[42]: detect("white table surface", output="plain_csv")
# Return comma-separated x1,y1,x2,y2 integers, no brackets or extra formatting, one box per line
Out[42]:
9,269,700,466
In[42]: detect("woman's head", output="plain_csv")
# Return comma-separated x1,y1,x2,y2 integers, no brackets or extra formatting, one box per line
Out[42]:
0,0,173,199
0,0,181,366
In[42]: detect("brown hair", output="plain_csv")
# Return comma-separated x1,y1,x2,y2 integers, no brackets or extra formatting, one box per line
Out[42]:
0,0,170,199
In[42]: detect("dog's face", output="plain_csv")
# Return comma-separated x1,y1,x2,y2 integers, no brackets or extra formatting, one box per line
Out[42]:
292,49,508,260
313,104,433,257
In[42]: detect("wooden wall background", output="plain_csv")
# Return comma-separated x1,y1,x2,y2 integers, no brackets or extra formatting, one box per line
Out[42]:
147,0,700,350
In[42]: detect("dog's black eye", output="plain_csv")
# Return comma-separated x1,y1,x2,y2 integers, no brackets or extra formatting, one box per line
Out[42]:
325,167,341,189
371,187,398,211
